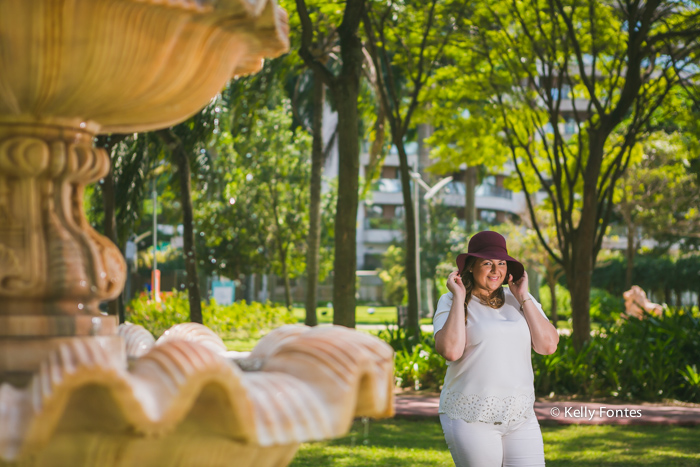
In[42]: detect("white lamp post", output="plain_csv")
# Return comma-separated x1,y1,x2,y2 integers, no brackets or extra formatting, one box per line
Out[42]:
410,172,453,317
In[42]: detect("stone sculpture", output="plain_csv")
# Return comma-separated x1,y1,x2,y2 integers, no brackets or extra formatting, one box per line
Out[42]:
0,1,395,465
622,285,663,319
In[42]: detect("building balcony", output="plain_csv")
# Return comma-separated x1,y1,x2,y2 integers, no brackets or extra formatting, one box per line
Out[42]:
364,217,404,231
476,184,512,199
370,191,405,204
363,228,403,244
371,178,403,193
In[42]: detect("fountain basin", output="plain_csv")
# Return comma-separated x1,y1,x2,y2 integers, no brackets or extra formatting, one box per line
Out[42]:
0,324,395,466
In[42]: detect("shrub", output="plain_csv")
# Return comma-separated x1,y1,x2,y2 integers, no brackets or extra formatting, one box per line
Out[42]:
589,288,624,325
376,325,447,391
378,245,408,306
533,306,700,402
538,283,572,322
126,291,296,339
386,304,699,402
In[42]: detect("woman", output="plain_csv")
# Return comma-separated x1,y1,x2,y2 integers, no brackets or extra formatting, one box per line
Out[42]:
433,230,559,467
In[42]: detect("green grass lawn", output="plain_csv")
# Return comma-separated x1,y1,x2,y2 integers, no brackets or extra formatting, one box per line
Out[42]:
222,337,260,352
292,306,432,326
224,307,407,351
290,418,700,466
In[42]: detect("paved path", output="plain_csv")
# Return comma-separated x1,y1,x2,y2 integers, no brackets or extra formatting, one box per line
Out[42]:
394,394,700,426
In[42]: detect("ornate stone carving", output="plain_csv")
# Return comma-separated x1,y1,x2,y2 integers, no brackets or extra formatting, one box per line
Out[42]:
0,128,124,313
0,0,289,134
0,2,396,466
0,325,395,466
118,323,156,359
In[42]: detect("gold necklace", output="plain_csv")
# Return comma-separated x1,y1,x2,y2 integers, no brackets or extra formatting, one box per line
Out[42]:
474,292,498,307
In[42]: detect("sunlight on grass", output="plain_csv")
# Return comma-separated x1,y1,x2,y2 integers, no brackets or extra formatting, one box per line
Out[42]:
292,306,400,325
222,337,259,352
291,306,433,326
289,419,700,467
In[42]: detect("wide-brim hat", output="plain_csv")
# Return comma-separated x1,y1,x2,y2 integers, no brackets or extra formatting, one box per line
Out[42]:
456,231,524,282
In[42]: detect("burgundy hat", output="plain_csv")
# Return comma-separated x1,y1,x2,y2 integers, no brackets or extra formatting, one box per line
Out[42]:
456,231,524,282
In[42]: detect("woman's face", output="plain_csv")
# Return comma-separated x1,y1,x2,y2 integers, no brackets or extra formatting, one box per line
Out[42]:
471,258,508,294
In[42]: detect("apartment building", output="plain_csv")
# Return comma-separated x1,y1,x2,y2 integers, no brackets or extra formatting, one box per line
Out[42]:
356,143,528,271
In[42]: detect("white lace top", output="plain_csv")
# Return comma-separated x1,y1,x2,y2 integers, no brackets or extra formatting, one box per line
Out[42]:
433,289,547,424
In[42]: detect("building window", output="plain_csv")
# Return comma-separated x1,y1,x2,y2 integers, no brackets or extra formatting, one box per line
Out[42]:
551,84,571,100
365,204,403,230
564,117,577,135
366,204,383,218
381,166,399,179
372,178,403,193
479,209,497,225
444,180,466,195
364,253,383,270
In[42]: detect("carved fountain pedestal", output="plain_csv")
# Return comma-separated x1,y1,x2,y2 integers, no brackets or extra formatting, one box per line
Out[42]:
0,1,395,465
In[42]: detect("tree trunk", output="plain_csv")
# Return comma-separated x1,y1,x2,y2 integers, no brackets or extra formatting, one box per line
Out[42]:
330,78,361,328
622,200,636,290
304,77,324,326
331,99,358,327
464,166,477,232
96,135,127,323
567,133,605,350
101,164,123,321
157,130,203,324
281,247,292,310
395,138,420,340
547,275,558,327
329,5,364,329
246,274,255,303
625,230,636,291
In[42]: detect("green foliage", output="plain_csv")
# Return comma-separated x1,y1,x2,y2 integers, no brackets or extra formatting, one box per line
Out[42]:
616,131,700,248
126,291,296,339
197,99,313,282
538,283,572,321
592,253,700,299
378,245,408,306
376,326,447,391
533,307,700,402
589,288,625,325
137,245,184,273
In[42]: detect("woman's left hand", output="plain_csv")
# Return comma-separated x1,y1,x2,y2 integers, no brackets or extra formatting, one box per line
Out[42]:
508,271,529,304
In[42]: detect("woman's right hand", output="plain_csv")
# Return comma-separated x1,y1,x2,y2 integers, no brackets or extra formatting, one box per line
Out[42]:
446,271,467,298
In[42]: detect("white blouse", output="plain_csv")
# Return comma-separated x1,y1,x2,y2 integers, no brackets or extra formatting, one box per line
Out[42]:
433,288,548,424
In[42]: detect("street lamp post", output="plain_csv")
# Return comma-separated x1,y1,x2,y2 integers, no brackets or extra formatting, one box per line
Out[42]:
410,172,453,318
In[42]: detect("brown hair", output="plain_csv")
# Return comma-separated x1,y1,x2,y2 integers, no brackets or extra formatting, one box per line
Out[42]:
459,256,506,322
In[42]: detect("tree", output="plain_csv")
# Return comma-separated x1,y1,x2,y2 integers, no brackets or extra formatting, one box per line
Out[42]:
422,91,511,234
201,102,312,310
303,75,326,324
452,0,700,349
378,244,408,306
497,213,564,326
296,0,366,327
155,100,222,323
87,133,164,320
363,0,466,339
617,132,700,289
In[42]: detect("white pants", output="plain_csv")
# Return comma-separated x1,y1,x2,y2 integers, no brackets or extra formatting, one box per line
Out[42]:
439,414,545,467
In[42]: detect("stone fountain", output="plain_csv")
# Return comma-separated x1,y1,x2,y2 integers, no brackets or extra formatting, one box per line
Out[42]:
0,1,395,465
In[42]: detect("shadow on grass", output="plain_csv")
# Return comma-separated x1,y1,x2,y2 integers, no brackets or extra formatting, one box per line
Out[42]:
543,424,700,466
290,419,700,467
